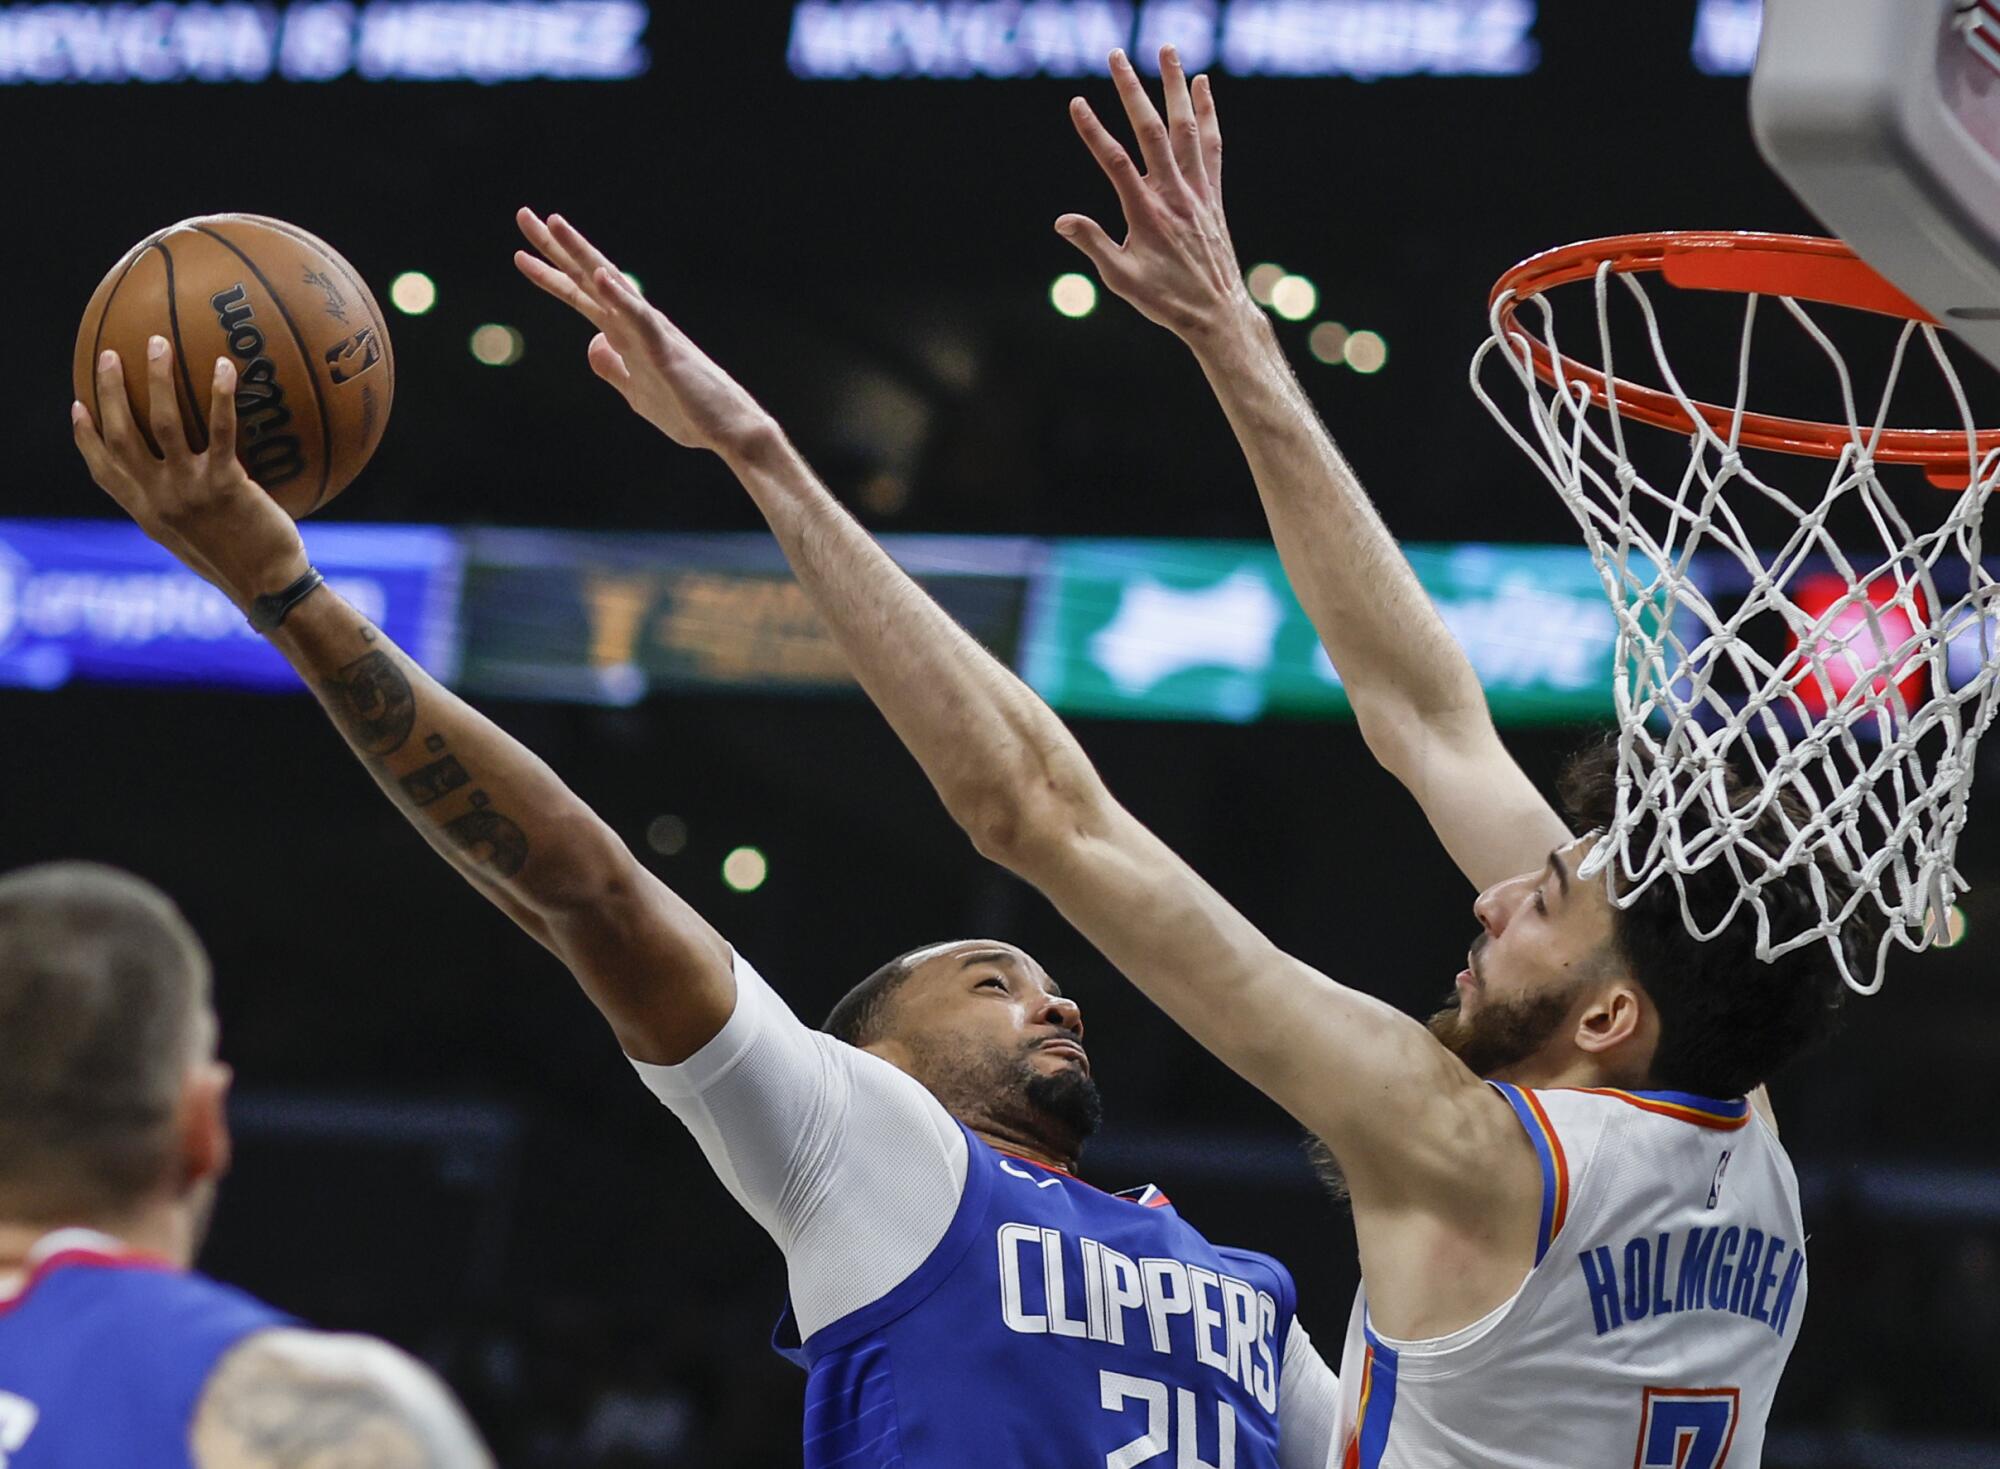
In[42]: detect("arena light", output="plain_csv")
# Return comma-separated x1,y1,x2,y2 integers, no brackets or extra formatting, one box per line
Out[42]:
389,272,437,316
1344,329,1388,374
1246,263,1285,306
1938,904,1969,948
1307,322,1349,365
645,814,688,856
469,324,524,367
722,845,768,892
1050,272,1098,318
1269,274,1317,322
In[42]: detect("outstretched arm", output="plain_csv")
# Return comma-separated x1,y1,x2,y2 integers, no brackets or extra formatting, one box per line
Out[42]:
511,214,1540,1228
70,344,732,1065
1057,48,1568,890
1054,56,1779,1127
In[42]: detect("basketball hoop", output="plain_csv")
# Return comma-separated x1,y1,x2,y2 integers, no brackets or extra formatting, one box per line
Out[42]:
1472,229,2000,994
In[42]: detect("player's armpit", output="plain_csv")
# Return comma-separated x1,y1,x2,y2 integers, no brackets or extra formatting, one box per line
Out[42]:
191,1329,493,1469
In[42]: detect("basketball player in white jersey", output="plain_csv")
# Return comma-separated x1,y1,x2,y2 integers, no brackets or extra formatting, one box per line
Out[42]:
1044,51,1847,1460
504,51,1863,1465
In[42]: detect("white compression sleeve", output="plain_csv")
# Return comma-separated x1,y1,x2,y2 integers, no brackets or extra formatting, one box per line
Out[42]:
1277,1317,1341,1469
627,951,968,1339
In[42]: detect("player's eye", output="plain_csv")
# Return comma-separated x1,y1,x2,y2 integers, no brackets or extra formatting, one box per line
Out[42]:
978,976,1007,991
1533,888,1548,916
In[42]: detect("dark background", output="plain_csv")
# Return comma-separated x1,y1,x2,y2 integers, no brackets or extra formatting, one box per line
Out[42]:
5,3,1999,1463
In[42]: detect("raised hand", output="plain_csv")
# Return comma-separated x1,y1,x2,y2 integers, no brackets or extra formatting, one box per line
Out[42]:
1057,46,1253,343
513,210,780,462
71,342,310,605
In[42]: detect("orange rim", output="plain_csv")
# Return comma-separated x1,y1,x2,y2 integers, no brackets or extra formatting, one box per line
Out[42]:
1489,231,2000,489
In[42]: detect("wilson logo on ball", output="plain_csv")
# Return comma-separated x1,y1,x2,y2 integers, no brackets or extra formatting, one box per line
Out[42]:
210,283,306,488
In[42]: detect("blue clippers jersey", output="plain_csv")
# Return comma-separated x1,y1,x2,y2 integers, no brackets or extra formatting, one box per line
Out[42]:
775,1123,1297,1469
0,1241,293,1468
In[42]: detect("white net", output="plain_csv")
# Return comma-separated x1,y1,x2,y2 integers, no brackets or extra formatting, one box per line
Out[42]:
1471,253,2000,993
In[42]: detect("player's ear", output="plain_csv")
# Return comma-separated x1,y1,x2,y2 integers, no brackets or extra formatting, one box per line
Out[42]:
1572,980,1645,1057
177,1059,233,1193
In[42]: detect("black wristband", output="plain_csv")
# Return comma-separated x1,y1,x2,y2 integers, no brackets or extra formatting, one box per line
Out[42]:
246,567,326,633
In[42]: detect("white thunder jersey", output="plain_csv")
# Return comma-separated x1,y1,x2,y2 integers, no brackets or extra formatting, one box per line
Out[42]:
1336,1084,1805,1469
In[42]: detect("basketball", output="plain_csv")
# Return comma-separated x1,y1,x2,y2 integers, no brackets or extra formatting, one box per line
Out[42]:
72,214,394,519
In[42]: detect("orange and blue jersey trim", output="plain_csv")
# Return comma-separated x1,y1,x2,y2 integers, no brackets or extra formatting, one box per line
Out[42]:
1489,1081,1570,1263
1338,1321,1400,1469
1568,1087,1752,1131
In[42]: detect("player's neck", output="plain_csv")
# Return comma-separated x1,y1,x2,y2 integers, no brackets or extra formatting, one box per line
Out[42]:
1487,1054,1646,1092
0,1200,192,1276
971,1126,1075,1175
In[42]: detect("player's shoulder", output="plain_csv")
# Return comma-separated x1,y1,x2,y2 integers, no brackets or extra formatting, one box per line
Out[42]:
190,1327,492,1469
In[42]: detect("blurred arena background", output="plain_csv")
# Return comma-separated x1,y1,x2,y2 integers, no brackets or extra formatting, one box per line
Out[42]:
5,1,1998,1463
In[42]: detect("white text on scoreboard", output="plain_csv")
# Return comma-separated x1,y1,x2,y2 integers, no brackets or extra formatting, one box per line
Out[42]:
0,0,648,83
788,0,1539,80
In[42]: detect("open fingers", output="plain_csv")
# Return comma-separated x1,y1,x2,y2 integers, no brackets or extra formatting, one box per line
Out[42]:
517,208,593,289
586,333,632,389
593,267,676,360
514,249,608,327
93,350,141,457
1192,73,1222,194
70,401,143,515
547,215,624,292
1157,45,1205,191
144,336,189,458
1107,48,1176,183
1054,213,1123,280
206,356,238,467
1069,97,1150,224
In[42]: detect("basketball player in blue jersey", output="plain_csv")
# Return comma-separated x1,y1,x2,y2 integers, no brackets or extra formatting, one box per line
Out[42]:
0,861,492,1467
500,56,1869,1463
69,341,1344,1462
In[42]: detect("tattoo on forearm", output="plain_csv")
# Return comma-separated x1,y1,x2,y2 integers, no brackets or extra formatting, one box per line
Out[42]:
326,648,416,756
443,806,529,880
400,755,470,807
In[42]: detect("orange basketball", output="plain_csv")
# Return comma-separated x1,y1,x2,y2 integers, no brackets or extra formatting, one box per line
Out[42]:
73,214,394,518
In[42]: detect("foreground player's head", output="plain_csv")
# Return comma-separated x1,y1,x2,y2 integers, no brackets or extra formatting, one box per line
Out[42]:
1429,737,1861,1097
824,939,1101,1166
0,862,230,1261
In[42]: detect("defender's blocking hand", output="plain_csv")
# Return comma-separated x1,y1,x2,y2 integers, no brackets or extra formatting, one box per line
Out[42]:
70,342,310,607
513,209,781,462
1057,47,1254,344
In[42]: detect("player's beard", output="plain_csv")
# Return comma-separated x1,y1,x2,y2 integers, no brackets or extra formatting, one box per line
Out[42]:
913,1032,1103,1163
1425,979,1583,1079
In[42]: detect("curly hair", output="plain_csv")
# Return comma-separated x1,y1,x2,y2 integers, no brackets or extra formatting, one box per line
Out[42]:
1557,736,1868,1097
